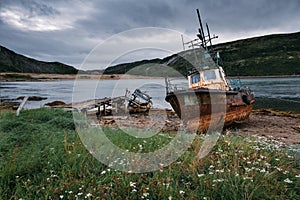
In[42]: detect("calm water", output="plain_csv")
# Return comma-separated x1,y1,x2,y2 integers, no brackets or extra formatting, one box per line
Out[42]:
1,77,300,113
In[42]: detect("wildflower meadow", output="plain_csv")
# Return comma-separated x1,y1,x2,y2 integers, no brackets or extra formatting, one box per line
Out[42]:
0,108,299,199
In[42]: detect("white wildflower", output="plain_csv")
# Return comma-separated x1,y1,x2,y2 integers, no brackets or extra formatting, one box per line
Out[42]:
101,170,106,175
213,179,224,183
163,182,170,189
260,168,266,173
216,169,224,173
179,190,185,194
275,167,282,171
284,178,293,183
143,193,149,197
244,167,251,173
132,189,137,193
86,193,92,197
197,174,205,177
130,182,136,187
296,174,300,178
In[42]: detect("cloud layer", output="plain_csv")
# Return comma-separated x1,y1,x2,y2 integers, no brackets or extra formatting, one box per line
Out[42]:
0,0,299,70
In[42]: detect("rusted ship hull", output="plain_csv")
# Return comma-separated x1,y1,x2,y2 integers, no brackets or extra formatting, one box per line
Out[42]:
165,88,254,132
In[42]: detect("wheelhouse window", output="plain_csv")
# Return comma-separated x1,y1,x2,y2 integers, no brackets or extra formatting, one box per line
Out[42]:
191,73,200,84
204,70,216,80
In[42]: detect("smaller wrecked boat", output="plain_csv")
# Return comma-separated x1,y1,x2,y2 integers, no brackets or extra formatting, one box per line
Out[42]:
127,89,152,114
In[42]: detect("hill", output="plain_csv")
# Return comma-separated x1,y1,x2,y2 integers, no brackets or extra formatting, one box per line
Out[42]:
0,46,78,74
214,32,300,76
103,32,300,77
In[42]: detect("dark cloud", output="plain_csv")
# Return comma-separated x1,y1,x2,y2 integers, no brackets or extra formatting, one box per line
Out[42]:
0,0,299,70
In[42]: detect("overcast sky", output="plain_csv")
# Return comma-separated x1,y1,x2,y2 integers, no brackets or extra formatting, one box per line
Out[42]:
0,0,299,70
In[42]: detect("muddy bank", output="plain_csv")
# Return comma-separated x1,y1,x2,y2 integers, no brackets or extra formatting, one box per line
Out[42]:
96,109,300,145
228,111,300,145
96,109,181,133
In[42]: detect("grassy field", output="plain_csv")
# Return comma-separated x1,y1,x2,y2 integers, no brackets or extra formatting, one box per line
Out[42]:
0,108,299,199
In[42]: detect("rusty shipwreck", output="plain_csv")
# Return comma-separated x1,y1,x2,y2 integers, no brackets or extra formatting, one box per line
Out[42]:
165,9,255,132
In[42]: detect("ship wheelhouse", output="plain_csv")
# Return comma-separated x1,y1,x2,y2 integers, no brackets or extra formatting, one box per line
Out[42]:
188,67,229,91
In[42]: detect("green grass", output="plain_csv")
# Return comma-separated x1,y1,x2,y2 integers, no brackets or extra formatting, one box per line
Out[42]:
0,108,299,199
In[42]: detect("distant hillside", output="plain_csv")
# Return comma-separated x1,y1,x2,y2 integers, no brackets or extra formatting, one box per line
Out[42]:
214,32,300,76
103,32,300,77
0,46,78,74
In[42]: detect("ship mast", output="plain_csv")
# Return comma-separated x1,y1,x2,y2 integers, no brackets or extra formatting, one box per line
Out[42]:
195,9,218,51
196,9,206,50
180,9,221,73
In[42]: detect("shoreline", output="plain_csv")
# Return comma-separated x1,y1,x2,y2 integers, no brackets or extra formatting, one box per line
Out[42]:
0,72,163,82
0,99,299,145
1,72,299,82
96,108,300,145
